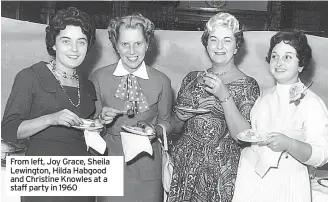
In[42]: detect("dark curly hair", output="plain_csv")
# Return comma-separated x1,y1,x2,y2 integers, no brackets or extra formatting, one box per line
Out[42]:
45,7,96,57
201,12,244,50
107,13,155,52
266,30,312,69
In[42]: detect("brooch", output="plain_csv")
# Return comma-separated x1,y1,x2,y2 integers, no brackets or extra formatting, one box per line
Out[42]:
289,82,313,106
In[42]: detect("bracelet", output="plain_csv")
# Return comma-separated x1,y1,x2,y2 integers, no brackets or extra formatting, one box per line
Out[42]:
286,138,294,153
219,94,232,104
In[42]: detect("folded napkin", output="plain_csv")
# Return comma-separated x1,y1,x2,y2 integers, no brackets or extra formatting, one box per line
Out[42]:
120,132,153,163
84,130,107,154
255,146,283,178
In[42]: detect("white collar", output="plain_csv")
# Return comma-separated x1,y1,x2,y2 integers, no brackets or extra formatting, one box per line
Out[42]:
276,79,303,90
113,60,149,79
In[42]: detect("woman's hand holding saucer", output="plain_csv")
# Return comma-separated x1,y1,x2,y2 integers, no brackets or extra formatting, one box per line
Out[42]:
48,109,83,127
135,121,157,141
175,107,197,121
258,132,293,152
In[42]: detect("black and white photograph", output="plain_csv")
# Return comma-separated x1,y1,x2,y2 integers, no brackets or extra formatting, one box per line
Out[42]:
1,1,328,202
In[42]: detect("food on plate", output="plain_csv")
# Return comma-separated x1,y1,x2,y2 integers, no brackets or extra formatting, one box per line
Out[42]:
237,129,268,142
136,121,155,134
244,130,260,140
144,126,154,134
122,121,155,135
81,118,102,128
130,126,143,132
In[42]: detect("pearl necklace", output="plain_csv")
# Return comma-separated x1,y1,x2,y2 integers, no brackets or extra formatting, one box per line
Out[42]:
50,60,78,79
49,61,81,107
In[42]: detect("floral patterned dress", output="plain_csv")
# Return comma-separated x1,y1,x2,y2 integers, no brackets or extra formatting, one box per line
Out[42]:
168,71,260,202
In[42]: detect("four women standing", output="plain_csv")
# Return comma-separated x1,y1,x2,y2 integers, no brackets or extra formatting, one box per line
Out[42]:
2,7,327,202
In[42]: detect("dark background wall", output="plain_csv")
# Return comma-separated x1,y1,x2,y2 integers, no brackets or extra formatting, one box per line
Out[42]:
2,1,328,37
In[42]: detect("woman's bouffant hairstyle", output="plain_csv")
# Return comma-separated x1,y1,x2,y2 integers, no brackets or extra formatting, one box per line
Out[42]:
201,12,244,50
266,30,312,69
45,7,96,57
108,13,155,52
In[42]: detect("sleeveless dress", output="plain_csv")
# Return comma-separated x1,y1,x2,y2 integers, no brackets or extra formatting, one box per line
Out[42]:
168,71,260,202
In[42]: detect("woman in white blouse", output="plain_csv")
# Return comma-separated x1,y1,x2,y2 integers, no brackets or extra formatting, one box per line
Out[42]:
232,30,328,202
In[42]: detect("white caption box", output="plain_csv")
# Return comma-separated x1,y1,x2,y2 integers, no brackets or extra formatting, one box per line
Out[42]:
5,156,123,196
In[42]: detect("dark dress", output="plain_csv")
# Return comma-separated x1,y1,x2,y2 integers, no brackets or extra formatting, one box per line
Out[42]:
90,63,173,202
1,62,97,202
168,71,260,202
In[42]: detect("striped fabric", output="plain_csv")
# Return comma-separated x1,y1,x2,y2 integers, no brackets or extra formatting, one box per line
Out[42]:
232,154,311,202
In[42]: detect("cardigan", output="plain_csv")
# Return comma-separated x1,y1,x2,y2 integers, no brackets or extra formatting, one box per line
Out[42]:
90,63,173,136
90,63,173,181
1,61,97,156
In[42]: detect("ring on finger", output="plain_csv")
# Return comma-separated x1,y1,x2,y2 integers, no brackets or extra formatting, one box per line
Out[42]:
211,83,215,88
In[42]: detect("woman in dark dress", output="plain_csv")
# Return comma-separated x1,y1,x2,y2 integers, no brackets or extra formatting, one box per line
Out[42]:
1,7,96,202
168,12,260,202
91,13,172,202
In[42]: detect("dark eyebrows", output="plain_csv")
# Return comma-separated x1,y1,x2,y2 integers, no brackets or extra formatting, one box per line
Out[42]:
59,36,87,41
59,37,70,40
272,51,296,55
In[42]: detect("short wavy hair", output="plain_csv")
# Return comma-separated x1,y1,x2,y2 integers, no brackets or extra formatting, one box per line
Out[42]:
201,12,244,50
108,13,155,52
45,7,96,57
265,30,312,69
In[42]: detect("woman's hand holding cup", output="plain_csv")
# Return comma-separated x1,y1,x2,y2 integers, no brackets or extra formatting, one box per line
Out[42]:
202,73,230,101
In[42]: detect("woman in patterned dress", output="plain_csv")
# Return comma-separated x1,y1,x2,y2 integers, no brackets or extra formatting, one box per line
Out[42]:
232,31,328,202
168,12,260,202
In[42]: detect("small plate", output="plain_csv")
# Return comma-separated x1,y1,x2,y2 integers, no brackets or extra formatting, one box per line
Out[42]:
121,125,153,136
318,178,328,188
237,129,269,143
72,119,103,131
1,140,26,153
176,106,211,114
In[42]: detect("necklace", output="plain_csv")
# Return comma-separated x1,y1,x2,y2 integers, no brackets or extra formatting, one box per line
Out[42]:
50,60,78,79
49,61,81,107
208,66,232,76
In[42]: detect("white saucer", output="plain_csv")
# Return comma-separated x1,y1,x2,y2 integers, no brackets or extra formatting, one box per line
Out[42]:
237,130,269,143
121,125,153,136
176,106,210,114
